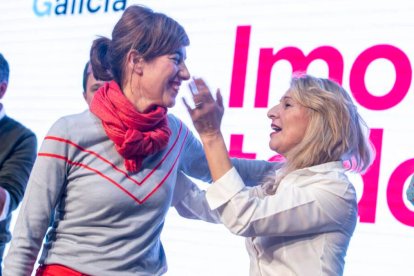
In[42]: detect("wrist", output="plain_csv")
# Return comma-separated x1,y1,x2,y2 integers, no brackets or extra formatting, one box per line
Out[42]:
200,131,223,146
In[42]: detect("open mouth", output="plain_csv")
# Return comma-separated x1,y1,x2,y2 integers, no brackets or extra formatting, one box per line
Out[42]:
271,124,282,133
170,80,181,92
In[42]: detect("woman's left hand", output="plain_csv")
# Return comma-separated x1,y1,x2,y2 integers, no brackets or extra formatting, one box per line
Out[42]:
182,78,224,139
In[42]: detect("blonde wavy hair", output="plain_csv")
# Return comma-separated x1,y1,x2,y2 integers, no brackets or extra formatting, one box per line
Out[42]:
264,73,374,193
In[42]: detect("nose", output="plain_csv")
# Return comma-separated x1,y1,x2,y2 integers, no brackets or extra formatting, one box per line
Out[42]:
179,62,190,80
267,104,279,119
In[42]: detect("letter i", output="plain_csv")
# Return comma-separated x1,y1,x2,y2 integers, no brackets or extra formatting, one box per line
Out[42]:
229,26,251,108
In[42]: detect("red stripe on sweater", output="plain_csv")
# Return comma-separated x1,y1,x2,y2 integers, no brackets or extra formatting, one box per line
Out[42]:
141,128,189,202
43,122,183,186
38,153,143,204
37,125,189,204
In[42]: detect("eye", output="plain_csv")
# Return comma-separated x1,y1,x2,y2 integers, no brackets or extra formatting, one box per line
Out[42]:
91,84,103,93
283,102,292,108
170,54,182,65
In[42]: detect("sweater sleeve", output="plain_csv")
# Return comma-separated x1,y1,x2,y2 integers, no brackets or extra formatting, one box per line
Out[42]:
178,120,212,182
0,129,37,214
230,158,282,187
3,117,70,276
171,171,221,223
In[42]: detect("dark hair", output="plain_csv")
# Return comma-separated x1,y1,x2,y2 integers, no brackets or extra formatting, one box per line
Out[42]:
82,61,90,92
90,5,190,87
0,53,10,83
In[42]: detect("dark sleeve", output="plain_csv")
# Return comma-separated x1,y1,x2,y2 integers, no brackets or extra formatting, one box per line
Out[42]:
0,131,37,213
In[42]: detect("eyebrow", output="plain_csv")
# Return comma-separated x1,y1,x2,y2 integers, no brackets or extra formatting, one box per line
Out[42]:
91,84,102,89
280,96,292,101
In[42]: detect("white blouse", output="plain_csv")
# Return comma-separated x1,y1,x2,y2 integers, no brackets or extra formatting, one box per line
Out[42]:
205,161,357,276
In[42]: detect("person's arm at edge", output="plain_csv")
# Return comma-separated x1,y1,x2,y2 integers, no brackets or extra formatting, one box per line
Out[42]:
0,132,37,219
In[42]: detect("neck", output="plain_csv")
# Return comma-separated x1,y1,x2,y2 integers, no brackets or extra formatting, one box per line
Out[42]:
123,80,155,113
126,94,156,113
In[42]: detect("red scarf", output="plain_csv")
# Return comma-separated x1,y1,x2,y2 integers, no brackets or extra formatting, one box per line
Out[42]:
90,81,171,172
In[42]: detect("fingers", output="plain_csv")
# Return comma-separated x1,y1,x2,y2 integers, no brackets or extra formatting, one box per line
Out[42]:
182,95,203,113
194,101,204,109
188,80,199,96
187,77,223,111
182,97,193,113
191,78,214,102
193,78,209,93
189,78,207,96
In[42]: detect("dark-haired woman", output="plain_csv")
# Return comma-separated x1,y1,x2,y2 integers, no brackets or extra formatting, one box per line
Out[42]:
3,5,273,276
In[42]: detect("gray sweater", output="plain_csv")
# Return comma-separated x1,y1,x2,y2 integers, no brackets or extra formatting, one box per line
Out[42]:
3,110,273,276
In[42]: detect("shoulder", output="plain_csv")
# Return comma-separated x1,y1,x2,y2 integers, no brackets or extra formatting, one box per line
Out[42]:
52,110,94,127
167,113,180,126
167,113,191,133
47,110,97,138
288,162,354,197
1,116,36,141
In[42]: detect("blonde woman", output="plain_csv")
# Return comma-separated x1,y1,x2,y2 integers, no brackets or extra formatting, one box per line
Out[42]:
183,74,374,276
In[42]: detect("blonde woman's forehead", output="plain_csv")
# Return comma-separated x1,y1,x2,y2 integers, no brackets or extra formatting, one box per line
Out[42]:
281,89,302,103
280,89,293,99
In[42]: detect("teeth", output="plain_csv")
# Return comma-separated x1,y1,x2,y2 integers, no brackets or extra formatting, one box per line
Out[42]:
171,81,180,90
172,84,180,90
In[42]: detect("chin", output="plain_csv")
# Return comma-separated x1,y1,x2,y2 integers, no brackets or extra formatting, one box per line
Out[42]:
166,101,175,108
156,99,175,109
269,143,285,156
269,142,278,152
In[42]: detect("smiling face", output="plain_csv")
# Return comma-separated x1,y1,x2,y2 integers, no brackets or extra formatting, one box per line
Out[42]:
267,89,310,158
126,47,190,113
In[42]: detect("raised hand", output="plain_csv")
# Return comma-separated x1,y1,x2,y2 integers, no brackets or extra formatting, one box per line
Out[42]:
183,78,224,139
182,77,231,181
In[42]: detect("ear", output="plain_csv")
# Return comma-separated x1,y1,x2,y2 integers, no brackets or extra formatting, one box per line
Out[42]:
127,50,144,75
0,82,7,99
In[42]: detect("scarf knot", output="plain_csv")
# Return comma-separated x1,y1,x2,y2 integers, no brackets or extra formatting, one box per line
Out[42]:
90,81,171,172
